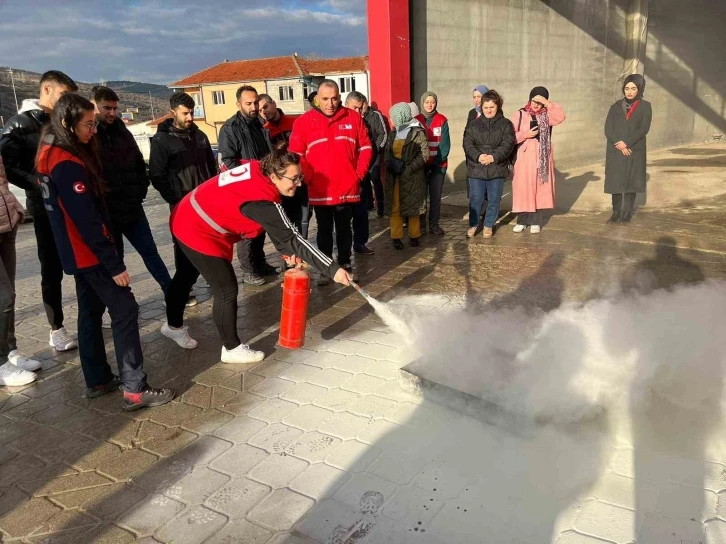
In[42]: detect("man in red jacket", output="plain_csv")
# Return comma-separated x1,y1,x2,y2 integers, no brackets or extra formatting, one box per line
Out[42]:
289,80,372,286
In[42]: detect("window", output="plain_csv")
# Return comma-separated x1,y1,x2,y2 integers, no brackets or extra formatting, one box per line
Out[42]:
190,92,204,118
302,83,310,99
212,90,225,105
278,86,294,101
339,77,356,93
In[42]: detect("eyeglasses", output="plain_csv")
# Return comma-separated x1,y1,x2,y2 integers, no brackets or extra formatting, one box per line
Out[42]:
79,121,99,131
279,174,304,186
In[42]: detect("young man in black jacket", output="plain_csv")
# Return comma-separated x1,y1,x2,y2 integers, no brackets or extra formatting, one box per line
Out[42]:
0,70,79,353
149,92,216,349
92,86,171,327
218,85,276,286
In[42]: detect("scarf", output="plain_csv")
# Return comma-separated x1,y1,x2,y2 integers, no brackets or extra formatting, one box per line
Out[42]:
625,99,641,120
420,91,437,120
389,102,415,139
524,103,551,185
473,84,489,114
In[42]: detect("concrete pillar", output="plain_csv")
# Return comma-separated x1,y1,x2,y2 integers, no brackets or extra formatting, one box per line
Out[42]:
623,0,649,76
367,0,410,119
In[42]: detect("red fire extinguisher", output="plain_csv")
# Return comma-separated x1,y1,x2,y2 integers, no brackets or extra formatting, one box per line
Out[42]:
278,265,311,349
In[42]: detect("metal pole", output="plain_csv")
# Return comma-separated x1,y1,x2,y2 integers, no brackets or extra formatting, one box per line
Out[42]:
149,91,155,119
8,68,19,112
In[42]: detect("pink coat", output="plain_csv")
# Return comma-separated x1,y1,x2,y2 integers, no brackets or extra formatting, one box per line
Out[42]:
510,103,565,212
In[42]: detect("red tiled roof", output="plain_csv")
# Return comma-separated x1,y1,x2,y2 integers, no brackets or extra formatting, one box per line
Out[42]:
170,55,368,87
297,56,369,75
148,113,173,126
171,56,303,87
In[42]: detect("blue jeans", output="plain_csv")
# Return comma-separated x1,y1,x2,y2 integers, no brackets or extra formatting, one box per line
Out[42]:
112,211,171,293
468,177,505,228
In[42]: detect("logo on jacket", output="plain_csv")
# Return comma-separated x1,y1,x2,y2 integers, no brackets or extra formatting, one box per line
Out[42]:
433,127,442,137
73,182,87,194
219,162,251,187
339,124,353,130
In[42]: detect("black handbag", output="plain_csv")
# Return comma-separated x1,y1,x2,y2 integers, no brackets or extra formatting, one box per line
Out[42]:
387,158,406,176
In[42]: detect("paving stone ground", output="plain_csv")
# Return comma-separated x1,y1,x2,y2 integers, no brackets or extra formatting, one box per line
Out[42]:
2,142,726,543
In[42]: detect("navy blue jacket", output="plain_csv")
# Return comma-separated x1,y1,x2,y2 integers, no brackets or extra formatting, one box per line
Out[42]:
37,143,125,276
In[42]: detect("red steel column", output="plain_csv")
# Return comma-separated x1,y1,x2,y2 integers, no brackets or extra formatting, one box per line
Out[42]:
367,0,411,120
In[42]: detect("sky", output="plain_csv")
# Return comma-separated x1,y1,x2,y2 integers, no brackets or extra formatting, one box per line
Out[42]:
0,0,368,85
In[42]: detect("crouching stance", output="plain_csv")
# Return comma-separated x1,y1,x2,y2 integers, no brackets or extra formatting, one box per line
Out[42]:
167,143,352,363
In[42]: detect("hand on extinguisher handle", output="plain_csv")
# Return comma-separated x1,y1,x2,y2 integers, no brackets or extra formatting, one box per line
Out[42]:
282,255,304,268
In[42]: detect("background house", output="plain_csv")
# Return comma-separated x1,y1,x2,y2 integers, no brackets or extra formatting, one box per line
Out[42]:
170,54,369,145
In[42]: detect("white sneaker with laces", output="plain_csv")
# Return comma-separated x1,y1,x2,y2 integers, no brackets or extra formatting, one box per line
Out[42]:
8,350,42,372
513,224,526,233
221,344,265,364
49,327,78,351
530,225,541,234
102,311,112,329
0,362,37,386
161,322,198,349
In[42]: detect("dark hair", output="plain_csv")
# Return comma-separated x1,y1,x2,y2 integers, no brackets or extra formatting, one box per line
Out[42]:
91,85,119,103
258,94,274,103
482,89,503,110
260,141,300,178
345,91,366,105
307,91,317,106
36,94,106,196
39,70,78,92
236,85,258,101
170,92,194,110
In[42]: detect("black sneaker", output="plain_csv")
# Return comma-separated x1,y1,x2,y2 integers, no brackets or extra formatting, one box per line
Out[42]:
123,386,176,412
354,245,375,255
606,212,620,224
619,211,633,224
185,296,199,307
256,263,280,277
241,272,265,286
86,375,121,399
410,238,420,248
430,224,445,235
392,239,404,250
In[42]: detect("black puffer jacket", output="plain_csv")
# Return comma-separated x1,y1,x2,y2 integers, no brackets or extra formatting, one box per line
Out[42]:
97,118,149,223
463,111,516,180
0,100,49,215
149,119,217,207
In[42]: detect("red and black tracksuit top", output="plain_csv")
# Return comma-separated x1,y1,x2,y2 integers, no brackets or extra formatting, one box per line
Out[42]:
36,144,125,277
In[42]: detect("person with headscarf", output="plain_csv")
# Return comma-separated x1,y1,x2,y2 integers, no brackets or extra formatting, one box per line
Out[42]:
408,102,421,118
510,86,566,233
415,91,451,235
384,103,429,249
604,74,652,224
467,85,490,124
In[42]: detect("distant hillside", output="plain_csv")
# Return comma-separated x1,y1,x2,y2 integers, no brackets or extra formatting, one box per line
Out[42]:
0,68,170,125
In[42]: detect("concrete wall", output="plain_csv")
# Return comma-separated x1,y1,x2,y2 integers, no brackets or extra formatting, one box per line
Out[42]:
265,78,308,115
411,0,726,178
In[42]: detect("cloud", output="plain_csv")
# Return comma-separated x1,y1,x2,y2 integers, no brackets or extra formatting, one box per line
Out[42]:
0,0,367,84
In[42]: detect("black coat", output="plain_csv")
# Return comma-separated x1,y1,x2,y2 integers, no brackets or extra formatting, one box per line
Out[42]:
149,119,217,207
363,108,388,167
218,112,272,169
0,105,49,215
463,111,516,180
96,118,149,223
604,99,652,194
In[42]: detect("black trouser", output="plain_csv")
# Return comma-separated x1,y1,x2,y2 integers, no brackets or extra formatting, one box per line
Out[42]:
33,210,65,330
353,174,374,249
420,169,445,228
282,184,310,239
371,161,384,216
166,237,200,328
315,204,354,267
75,269,147,393
0,226,18,364
517,210,543,225
168,239,241,350
612,193,637,214
236,233,267,274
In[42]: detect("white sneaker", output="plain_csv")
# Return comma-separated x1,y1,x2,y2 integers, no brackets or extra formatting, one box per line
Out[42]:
221,344,265,364
102,311,112,329
161,322,198,349
530,225,541,234
8,350,42,372
466,227,478,238
185,296,199,308
513,224,526,233
49,327,78,351
0,362,37,386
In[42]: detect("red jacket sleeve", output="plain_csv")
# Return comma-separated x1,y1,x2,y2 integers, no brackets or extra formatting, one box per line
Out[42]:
288,117,315,184
355,114,373,181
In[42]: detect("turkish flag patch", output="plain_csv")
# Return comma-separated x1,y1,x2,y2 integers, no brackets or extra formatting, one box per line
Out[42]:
73,182,87,194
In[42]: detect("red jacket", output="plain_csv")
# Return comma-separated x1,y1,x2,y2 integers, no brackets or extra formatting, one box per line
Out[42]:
288,107,372,206
171,161,281,260
264,109,299,144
